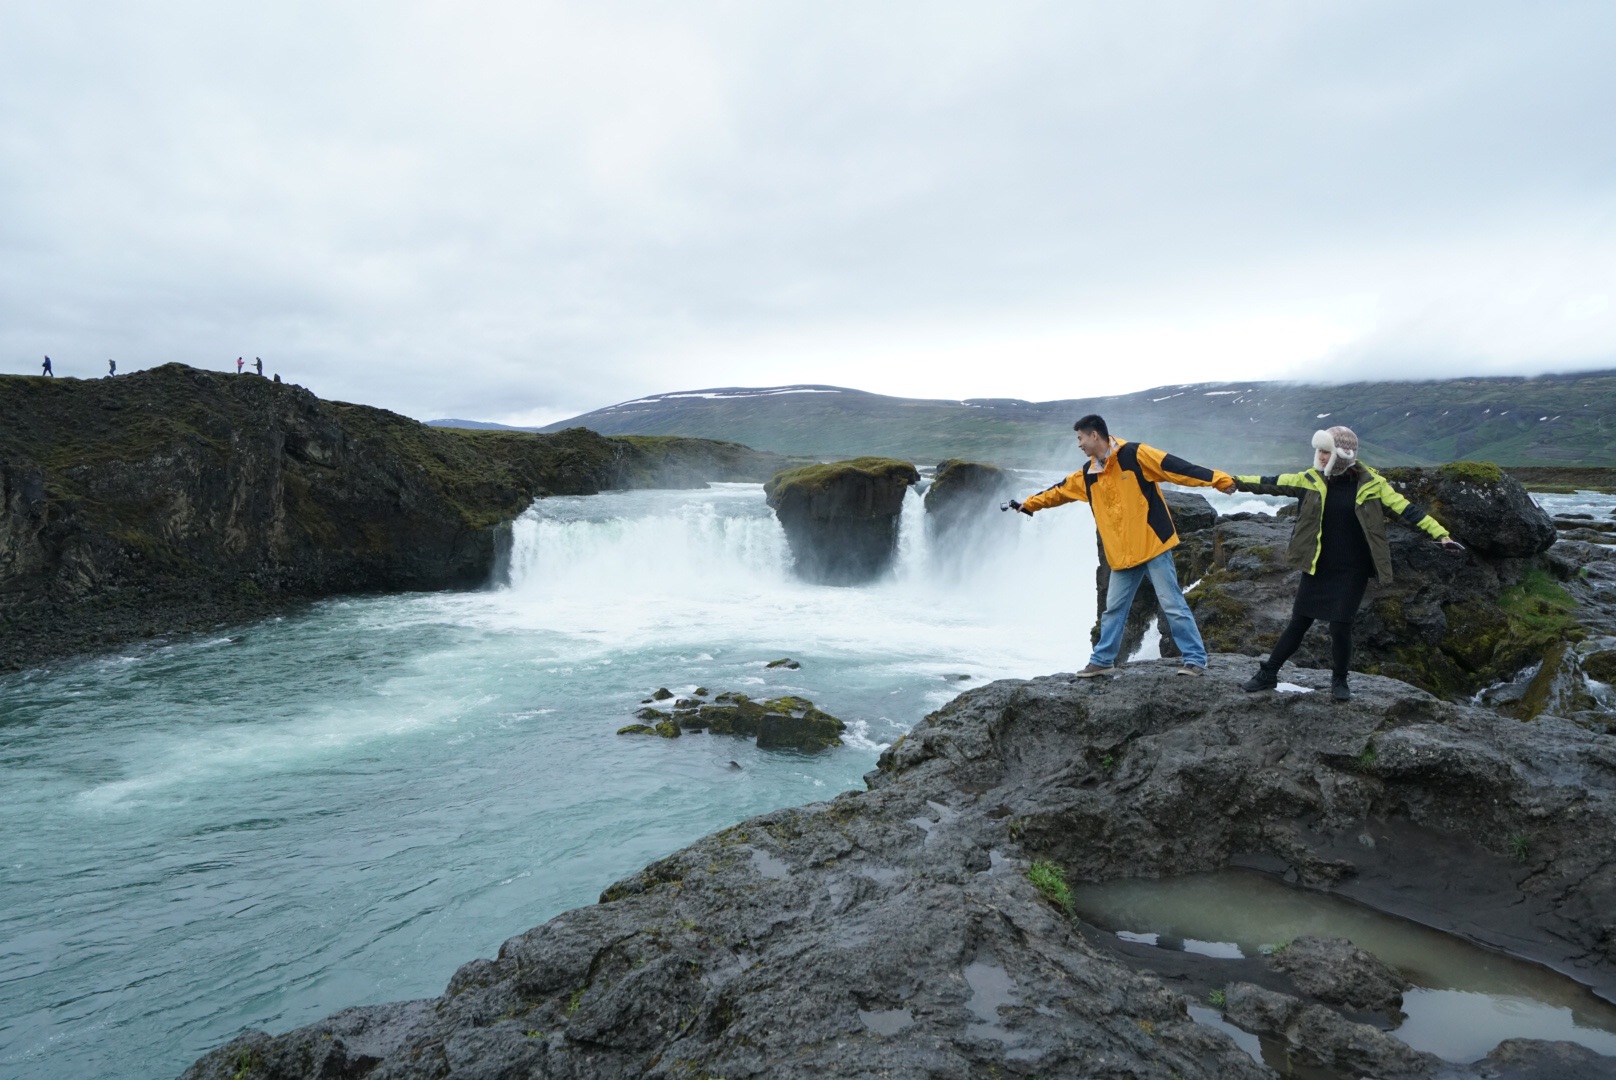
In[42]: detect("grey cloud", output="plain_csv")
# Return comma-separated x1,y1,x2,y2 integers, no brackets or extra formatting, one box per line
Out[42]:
1,1,1612,420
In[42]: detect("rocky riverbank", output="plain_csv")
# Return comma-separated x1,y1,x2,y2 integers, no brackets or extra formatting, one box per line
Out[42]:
182,662,1616,1079
0,366,792,671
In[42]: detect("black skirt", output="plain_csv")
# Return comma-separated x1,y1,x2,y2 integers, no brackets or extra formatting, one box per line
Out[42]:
1293,567,1370,623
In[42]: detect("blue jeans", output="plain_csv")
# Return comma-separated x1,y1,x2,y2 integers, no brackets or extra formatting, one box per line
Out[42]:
1090,550,1208,668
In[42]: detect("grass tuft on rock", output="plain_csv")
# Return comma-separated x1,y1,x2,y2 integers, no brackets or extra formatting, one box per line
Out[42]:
1027,860,1073,915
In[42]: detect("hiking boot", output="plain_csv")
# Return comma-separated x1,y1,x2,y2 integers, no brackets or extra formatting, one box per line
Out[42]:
1331,675,1352,702
1175,663,1206,677
1074,663,1118,678
1242,666,1279,693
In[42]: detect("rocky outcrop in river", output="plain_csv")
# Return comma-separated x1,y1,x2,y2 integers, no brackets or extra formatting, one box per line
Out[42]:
0,365,791,671
923,459,1013,539
182,662,1616,1080
764,457,919,584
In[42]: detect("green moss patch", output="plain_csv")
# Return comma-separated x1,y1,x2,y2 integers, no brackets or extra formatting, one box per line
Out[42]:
1437,460,1504,484
764,457,918,500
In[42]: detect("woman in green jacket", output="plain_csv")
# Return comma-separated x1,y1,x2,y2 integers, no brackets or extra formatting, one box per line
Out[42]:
1235,426,1464,701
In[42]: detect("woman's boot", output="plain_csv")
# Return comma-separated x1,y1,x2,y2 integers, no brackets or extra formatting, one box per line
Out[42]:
1243,662,1280,692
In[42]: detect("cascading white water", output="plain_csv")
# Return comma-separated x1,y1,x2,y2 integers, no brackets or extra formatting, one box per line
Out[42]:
493,480,1101,678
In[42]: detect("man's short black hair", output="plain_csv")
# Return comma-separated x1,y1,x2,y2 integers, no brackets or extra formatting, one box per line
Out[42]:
1073,414,1109,439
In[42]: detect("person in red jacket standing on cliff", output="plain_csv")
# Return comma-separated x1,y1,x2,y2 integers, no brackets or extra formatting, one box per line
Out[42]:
1008,414,1236,678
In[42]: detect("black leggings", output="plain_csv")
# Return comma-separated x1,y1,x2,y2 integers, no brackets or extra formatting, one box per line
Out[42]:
1266,615,1353,678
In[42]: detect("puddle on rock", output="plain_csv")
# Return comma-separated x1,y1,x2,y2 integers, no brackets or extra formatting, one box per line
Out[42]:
858,1007,913,1035
963,959,1021,1044
747,847,789,880
1073,870,1616,1064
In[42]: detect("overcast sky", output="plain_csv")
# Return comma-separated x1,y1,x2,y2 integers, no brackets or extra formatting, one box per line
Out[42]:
2,2,1612,425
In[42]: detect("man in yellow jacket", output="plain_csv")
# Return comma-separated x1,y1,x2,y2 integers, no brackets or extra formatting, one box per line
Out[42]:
1010,414,1235,677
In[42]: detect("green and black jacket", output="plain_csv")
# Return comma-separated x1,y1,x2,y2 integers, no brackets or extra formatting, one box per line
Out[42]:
1233,465,1449,584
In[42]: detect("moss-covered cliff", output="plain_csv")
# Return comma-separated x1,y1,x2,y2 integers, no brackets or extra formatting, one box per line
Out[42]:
0,365,791,670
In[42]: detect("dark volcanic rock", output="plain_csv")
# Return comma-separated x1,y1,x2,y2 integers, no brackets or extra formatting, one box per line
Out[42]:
764,457,919,584
923,459,1013,539
668,692,847,752
1269,935,1408,1014
1223,982,1437,1077
0,365,792,671
1379,462,1557,558
183,664,1616,1080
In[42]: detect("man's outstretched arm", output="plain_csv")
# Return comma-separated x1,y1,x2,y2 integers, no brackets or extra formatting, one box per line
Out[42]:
1015,472,1090,514
1135,445,1236,492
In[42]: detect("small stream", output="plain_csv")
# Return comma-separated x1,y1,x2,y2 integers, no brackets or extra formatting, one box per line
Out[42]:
1072,870,1616,1067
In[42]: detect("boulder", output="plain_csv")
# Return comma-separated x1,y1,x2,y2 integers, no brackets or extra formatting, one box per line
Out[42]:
765,458,919,584
681,693,846,752
1268,935,1407,1014
186,666,1616,1080
1379,462,1557,558
1223,982,1438,1077
922,459,1013,542
755,704,845,752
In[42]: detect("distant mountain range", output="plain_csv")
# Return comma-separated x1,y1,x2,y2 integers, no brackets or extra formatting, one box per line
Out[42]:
430,370,1616,470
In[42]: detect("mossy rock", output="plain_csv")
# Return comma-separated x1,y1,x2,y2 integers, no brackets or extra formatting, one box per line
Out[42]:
651,688,673,700
1380,463,1555,557
764,457,920,502
924,459,1013,525
623,714,685,737
1582,651,1616,684
766,658,800,669
764,458,919,584
682,692,846,751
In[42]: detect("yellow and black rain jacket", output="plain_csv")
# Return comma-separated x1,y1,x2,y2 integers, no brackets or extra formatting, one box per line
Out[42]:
1233,465,1449,584
1021,439,1233,570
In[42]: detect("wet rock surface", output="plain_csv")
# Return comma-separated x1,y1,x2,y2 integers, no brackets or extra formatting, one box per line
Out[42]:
621,692,847,752
184,664,1616,1079
1269,935,1408,1014
1223,981,1437,1077
764,457,919,583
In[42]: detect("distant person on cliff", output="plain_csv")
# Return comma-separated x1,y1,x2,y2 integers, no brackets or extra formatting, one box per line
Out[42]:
42,355,52,376
237,356,244,374
1234,426,1463,702
107,358,116,376
1008,414,1236,677
254,356,263,376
